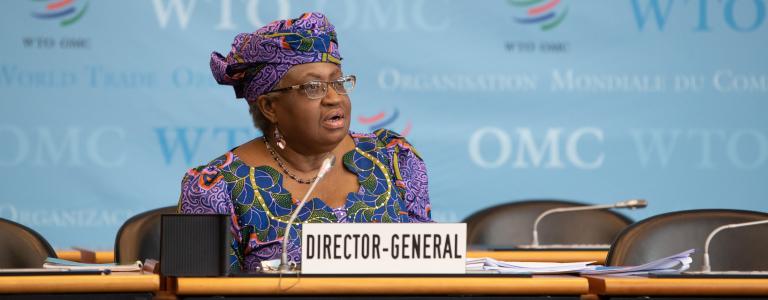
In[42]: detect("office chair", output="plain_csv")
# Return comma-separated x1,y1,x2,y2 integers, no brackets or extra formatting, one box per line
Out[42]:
463,199,634,248
114,205,178,264
607,209,768,271
0,217,57,268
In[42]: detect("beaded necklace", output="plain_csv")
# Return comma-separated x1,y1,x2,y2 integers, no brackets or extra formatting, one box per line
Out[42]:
263,138,317,184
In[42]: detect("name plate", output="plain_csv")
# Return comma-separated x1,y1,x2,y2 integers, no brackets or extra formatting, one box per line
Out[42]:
301,223,466,274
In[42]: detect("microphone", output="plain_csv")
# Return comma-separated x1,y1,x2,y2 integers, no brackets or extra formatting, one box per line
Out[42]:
530,199,647,247
277,154,336,273
701,219,768,272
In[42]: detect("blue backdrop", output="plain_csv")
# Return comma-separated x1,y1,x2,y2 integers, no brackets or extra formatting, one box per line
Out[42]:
2,0,767,249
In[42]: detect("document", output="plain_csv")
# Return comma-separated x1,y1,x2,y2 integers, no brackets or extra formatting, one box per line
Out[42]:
0,268,110,276
466,249,695,275
43,257,142,272
466,257,597,274
579,249,694,276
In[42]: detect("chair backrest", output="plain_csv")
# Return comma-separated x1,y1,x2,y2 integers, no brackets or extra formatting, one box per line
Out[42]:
607,209,768,271
114,205,178,264
463,199,634,248
0,218,57,268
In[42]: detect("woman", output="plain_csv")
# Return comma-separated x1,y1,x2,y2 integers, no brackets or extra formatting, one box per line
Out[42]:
178,12,431,272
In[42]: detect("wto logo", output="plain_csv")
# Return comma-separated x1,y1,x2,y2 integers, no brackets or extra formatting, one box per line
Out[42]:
357,108,413,137
508,0,569,31
630,0,767,32
31,0,90,27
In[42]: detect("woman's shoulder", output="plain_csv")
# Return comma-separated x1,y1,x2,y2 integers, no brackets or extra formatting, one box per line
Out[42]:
182,151,238,187
357,128,422,160
179,151,239,215
187,151,236,174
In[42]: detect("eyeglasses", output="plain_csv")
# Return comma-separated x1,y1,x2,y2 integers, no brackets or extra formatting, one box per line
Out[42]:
266,75,356,100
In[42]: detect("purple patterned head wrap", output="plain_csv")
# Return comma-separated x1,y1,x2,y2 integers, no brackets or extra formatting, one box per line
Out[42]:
210,12,342,102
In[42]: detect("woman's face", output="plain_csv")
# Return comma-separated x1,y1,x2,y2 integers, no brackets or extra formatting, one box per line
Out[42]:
267,62,351,153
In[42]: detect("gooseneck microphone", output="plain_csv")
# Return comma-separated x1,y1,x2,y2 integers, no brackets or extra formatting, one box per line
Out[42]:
530,199,647,247
701,219,768,272
277,154,336,273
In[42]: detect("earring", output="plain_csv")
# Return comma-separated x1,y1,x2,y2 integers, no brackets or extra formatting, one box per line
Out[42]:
274,127,286,150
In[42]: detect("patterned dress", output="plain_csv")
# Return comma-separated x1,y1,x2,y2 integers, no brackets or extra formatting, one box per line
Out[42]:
178,129,431,271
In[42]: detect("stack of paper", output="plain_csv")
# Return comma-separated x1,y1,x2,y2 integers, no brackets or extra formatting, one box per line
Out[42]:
43,257,142,272
466,249,695,275
466,257,597,274
580,249,694,276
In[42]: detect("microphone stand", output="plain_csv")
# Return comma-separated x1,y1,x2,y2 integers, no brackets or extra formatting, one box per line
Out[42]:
260,154,336,274
701,219,768,273
530,199,647,247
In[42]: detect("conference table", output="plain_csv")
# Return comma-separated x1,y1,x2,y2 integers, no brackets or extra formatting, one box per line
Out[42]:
0,272,159,299
0,272,589,299
55,249,608,264
3,271,768,299
586,275,768,299
172,274,589,299
469,249,608,264
56,250,115,264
